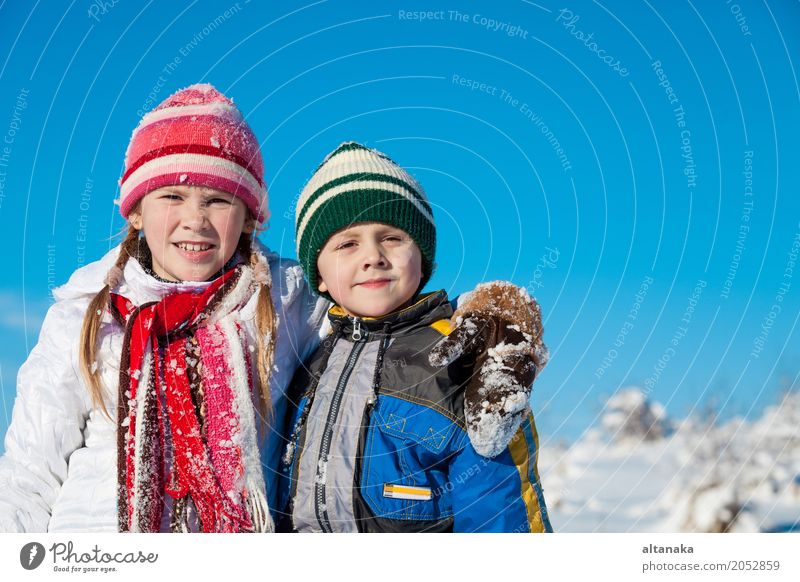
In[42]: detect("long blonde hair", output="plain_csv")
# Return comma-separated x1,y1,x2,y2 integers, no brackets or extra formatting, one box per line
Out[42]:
78,220,277,422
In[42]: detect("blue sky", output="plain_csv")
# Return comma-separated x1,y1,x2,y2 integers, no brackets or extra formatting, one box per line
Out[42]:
0,0,798,450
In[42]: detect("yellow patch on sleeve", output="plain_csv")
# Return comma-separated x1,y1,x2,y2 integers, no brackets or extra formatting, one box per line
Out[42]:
430,319,453,336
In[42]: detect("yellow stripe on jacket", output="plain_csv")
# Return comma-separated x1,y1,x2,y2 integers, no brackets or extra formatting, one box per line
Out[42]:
507,414,548,533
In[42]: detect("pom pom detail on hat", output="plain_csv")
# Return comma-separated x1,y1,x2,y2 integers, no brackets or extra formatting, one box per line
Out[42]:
119,83,268,225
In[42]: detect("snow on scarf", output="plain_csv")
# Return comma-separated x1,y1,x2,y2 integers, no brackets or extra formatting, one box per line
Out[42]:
109,264,273,533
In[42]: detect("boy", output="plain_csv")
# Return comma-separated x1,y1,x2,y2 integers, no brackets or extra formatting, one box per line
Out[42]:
279,142,552,532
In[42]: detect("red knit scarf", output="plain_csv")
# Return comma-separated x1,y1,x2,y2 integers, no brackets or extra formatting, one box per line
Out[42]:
109,265,272,532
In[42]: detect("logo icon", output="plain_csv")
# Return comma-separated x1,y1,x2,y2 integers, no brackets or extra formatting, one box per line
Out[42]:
20,542,46,570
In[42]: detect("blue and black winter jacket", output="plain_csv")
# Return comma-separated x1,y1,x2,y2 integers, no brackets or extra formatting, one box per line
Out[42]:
277,290,552,533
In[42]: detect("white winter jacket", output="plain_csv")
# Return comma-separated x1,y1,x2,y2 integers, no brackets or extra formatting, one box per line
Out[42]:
0,242,329,532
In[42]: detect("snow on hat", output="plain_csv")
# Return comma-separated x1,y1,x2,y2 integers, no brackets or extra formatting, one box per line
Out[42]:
118,83,268,224
295,141,436,297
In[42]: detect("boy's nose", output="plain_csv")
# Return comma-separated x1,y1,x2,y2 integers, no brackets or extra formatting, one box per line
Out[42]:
362,243,388,269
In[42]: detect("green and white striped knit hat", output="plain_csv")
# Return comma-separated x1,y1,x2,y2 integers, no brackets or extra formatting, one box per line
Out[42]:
295,141,436,297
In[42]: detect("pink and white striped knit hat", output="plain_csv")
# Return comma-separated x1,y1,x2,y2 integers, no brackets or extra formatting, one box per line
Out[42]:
118,83,268,224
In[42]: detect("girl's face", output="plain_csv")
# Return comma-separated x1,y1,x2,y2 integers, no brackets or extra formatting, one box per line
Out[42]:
129,185,254,282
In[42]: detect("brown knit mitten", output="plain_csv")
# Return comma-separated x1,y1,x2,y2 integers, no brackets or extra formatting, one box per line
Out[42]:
430,282,548,457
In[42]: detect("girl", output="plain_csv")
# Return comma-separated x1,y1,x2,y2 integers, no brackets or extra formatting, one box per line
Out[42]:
0,84,327,533
0,84,542,533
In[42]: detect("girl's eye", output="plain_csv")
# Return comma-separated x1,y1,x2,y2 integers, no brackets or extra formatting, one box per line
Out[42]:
162,194,182,201
208,198,232,205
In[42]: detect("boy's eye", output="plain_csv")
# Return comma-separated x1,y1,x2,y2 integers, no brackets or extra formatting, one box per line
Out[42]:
383,235,402,242
336,241,357,250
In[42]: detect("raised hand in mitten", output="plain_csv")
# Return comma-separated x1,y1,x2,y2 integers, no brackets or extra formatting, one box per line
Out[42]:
429,282,548,457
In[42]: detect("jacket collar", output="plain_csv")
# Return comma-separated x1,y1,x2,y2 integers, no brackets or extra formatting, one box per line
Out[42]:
326,290,452,340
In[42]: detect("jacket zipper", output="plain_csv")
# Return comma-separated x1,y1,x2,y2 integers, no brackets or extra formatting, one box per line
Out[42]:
351,317,362,341
352,331,390,532
314,316,367,532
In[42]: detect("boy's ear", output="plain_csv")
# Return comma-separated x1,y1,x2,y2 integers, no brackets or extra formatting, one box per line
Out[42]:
318,280,328,293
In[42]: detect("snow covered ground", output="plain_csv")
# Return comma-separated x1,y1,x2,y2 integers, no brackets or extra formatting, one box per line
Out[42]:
538,387,800,532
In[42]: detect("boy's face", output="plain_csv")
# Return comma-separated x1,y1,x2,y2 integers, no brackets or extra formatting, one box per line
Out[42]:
129,185,254,282
316,222,423,318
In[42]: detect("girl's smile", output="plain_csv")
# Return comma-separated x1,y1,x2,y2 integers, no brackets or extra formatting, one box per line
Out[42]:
173,240,217,261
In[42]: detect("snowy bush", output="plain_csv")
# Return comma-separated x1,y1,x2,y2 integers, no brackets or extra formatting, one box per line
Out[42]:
541,387,800,532
601,387,670,443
